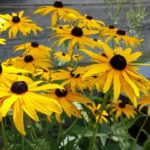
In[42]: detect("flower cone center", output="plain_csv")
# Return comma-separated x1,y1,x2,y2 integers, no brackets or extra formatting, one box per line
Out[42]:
71,27,83,37
110,55,127,70
55,89,67,97
108,25,115,29
12,16,20,23
53,1,63,8
70,70,80,78
119,102,126,108
31,42,39,48
117,29,126,35
11,81,28,94
0,63,2,74
24,55,34,63
86,15,93,20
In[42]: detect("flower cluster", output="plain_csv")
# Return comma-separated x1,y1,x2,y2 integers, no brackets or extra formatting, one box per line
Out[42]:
0,1,150,149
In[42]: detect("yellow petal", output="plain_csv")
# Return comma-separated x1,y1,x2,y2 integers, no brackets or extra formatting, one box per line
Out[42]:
13,101,26,135
103,70,114,93
30,84,64,91
1,94,18,117
113,71,121,101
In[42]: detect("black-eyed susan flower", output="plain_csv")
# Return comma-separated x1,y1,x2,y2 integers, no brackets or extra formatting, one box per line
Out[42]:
82,46,150,106
14,41,51,57
109,100,136,119
45,87,95,120
54,51,71,62
11,54,51,72
0,16,6,30
85,74,102,91
51,25,98,54
77,14,105,30
0,38,6,45
0,11,43,38
0,62,29,84
35,68,52,81
51,67,88,92
0,76,63,135
54,51,83,63
92,104,108,124
101,25,118,36
138,96,150,115
102,27,143,47
34,1,80,26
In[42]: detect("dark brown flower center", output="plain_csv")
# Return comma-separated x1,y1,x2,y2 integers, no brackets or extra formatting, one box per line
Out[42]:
24,55,34,63
62,52,66,56
93,39,98,41
94,109,98,114
0,63,2,74
101,53,107,57
74,55,79,58
108,25,115,29
118,102,126,108
53,1,63,8
12,16,20,23
55,89,67,97
59,26,63,29
92,75,97,78
31,42,39,48
11,81,28,94
70,70,80,78
116,29,126,35
110,55,127,70
71,27,83,37
86,15,93,20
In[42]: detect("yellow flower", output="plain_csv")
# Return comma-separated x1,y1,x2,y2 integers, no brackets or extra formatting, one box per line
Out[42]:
51,67,88,92
100,25,118,37
0,11,43,38
77,14,105,30
14,41,51,58
11,54,51,72
82,46,150,106
54,51,83,63
0,38,6,45
51,25,98,54
72,54,84,62
0,16,7,33
138,96,150,115
54,51,71,62
0,62,28,84
92,104,108,124
109,100,136,119
0,76,63,135
35,69,52,81
101,27,143,47
45,87,95,121
34,1,80,26
85,74,103,91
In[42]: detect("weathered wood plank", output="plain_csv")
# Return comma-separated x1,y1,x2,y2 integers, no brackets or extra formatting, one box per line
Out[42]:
0,0,150,5
0,2,149,70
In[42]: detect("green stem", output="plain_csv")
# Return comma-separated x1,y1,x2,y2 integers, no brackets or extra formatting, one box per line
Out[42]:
131,116,149,149
1,119,7,149
57,124,63,143
27,117,38,141
63,118,78,136
88,90,111,150
22,136,25,150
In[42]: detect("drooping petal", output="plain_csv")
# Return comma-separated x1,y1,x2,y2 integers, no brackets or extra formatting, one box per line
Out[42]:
13,101,26,135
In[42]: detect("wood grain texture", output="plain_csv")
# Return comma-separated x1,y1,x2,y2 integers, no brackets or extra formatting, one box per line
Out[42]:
0,0,150,5
0,0,149,76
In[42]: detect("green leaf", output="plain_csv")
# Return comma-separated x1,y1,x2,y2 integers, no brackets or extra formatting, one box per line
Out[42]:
102,143,121,150
143,137,150,150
